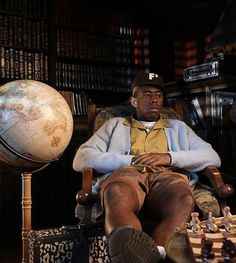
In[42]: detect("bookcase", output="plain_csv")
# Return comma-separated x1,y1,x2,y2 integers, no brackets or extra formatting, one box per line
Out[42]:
51,0,150,116
0,0,151,234
0,0,150,114
0,0,51,232
165,76,236,178
0,0,49,82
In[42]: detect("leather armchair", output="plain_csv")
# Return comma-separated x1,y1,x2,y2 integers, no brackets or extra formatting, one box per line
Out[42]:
75,103,235,225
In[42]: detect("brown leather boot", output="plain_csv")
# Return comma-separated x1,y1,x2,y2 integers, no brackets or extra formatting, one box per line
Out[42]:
165,228,196,263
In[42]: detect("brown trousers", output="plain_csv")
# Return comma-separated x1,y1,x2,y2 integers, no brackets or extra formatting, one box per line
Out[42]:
99,167,195,246
99,167,193,213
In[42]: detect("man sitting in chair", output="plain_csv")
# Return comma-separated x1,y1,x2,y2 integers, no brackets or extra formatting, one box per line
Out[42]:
73,72,221,263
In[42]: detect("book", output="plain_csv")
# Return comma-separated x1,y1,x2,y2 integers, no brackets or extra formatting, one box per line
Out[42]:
0,47,5,78
191,97,206,126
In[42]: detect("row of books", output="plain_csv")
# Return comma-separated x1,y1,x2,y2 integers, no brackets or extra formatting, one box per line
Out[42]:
167,91,236,127
59,91,88,116
55,0,146,37
0,14,48,50
56,62,140,92
0,47,48,81
54,0,150,95
0,0,150,97
0,0,48,18
56,29,149,65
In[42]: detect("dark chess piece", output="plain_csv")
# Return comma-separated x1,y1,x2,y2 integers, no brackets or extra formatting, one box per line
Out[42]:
201,237,215,262
221,238,236,262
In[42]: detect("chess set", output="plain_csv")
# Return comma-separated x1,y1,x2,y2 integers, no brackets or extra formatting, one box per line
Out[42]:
186,206,236,262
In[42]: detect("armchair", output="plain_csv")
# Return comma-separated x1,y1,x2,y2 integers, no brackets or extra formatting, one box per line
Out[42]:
75,104,234,262
76,103,235,226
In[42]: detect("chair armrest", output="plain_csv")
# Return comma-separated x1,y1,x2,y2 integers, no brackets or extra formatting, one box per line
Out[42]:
76,168,94,206
200,166,234,200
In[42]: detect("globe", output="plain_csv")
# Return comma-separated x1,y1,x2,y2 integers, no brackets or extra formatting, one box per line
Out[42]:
0,80,74,173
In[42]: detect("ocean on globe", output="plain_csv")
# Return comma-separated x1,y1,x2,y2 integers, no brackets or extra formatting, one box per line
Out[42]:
0,80,74,173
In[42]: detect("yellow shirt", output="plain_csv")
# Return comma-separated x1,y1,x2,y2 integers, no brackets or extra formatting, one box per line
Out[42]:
123,117,188,180
123,117,173,174
123,117,170,156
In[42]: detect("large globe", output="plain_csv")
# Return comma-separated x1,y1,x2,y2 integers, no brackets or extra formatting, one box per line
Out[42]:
0,80,74,173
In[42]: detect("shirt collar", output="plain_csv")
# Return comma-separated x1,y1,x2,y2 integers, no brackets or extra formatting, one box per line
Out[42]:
123,116,171,129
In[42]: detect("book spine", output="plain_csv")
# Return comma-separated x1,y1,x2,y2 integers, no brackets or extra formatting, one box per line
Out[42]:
0,47,5,78
19,50,24,79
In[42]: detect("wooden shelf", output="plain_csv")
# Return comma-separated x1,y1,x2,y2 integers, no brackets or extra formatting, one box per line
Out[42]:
165,76,236,98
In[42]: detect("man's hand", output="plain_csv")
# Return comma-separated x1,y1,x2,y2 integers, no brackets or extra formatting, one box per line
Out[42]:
131,153,171,166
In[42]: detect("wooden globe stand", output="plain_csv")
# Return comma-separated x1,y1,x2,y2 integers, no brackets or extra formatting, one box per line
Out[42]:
20,163,52,262
20,165,50,262
21,172,32,263
0,149,57,262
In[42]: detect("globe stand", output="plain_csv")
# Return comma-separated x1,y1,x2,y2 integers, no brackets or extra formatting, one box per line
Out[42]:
21,172,32,263
20,165,50,263
0,138,47,263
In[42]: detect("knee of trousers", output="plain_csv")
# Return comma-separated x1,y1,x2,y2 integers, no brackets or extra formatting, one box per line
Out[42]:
165,184,195,202
102,181,140,212
147,182,195,209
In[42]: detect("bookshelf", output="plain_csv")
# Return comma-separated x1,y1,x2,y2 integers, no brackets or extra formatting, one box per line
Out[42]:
0,0,49,83
0,0,150,234
165,76,236,177
0,0,150,117
53,1,150,115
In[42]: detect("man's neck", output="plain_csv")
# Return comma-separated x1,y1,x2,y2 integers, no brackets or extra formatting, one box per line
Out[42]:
132,113,160,122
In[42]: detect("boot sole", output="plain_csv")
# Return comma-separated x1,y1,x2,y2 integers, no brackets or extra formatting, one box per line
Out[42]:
108,226,161,263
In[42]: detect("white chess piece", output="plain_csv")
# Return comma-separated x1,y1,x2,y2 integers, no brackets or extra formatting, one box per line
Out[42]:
190,212,202,233
206,211,218,232
221,206,234,233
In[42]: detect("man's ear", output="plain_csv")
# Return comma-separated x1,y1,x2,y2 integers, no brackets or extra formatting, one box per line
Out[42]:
130,96,137,108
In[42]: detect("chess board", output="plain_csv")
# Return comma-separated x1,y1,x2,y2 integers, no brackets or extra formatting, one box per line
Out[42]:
186,215,236,262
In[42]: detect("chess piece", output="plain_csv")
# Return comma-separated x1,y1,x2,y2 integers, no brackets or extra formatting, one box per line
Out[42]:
206,211,219,232
221,238,236,262
201,237,214,261
190,212,202,233
221,206,234,233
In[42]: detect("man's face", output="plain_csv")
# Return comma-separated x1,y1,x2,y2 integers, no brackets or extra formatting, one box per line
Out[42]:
131,86,164,121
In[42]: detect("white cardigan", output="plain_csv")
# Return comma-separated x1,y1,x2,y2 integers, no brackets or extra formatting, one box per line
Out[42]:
73,117,221,189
